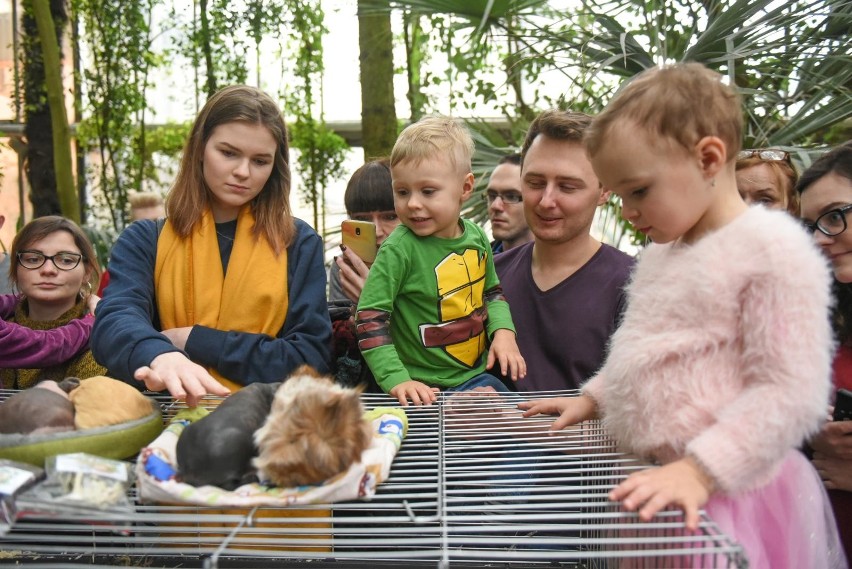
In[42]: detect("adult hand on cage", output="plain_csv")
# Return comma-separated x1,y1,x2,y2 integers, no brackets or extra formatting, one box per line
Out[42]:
518,394,597,431
810,419,852,460
812,452,852,491
388,379,440,407
608,456,715,531
134,351,230,408
445,387,512,438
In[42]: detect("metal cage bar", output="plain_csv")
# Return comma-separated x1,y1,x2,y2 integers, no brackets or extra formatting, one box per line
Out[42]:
0,389,748,568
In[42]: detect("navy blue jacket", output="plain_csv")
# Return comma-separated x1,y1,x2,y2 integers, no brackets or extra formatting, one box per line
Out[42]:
92,218,331,385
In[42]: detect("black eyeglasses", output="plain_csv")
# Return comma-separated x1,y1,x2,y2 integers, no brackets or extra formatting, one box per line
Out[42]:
802,204,852,237
17,250,84,271
737,149,790,162
484,191,523,205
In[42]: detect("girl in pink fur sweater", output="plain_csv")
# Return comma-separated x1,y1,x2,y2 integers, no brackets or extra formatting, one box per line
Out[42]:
520,63,846,568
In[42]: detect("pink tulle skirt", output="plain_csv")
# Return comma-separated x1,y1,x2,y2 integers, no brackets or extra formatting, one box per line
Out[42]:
705,450,847,569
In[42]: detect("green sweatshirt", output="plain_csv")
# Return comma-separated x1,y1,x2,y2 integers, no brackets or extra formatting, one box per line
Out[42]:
356,219,515,392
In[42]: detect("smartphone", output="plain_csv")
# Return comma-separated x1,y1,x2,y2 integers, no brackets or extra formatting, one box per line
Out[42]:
341,220,378,263
834,388,852,421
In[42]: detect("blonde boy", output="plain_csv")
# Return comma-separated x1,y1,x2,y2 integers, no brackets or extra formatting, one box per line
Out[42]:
356,116,526,406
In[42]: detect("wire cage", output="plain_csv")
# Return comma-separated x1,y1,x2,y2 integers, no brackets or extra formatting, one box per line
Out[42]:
0,389,748,568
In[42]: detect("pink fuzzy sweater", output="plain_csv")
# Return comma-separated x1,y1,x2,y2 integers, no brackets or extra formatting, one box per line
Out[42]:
583,207,834,493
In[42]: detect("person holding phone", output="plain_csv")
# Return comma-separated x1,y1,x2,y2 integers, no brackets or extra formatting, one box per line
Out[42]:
798,140,852,561
331,158,401,304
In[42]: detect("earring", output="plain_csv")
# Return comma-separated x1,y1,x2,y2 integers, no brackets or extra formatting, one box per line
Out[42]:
711,178,716,187
79,281,93,299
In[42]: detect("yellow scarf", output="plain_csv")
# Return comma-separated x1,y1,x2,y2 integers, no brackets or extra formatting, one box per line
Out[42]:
155,206,288,391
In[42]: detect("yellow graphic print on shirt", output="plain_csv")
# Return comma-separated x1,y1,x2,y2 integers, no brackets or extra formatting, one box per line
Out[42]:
418,249,488,367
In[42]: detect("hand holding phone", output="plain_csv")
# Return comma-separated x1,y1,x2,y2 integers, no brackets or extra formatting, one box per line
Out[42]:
833,388,852,421
341,220,378,263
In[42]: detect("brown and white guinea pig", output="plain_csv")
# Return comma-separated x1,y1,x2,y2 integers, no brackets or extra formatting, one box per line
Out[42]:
0,377,80,435
252,365,371,488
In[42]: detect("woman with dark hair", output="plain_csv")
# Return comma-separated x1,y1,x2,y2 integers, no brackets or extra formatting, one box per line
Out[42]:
330,158,401,303
1,215,105,386
92,85,331,406
328,159,400,389
798,140,852,562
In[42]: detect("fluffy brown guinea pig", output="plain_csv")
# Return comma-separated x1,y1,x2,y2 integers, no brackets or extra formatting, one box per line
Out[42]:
252,365,370,487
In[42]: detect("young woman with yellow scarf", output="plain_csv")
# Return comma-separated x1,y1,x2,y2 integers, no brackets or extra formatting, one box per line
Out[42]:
91,86,332,407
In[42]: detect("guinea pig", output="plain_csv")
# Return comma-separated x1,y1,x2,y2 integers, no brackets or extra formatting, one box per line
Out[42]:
175,382,279,490
0,377,80,435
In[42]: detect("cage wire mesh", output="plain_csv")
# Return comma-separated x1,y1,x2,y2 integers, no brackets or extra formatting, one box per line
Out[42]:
0,389,747,568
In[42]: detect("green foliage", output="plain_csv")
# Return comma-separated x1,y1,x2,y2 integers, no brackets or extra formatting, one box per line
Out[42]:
281,0,350,234
82,224,118,272
73,0,162,232
394,0,852,247
170,0,286,103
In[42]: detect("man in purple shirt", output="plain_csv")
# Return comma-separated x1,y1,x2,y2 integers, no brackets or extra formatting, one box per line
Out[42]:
495,110,635,391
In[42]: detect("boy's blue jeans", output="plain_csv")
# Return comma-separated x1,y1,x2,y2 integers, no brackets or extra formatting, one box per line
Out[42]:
446,372,511,394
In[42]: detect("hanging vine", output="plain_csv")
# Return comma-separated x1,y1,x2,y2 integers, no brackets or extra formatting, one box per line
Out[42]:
282,0,349,236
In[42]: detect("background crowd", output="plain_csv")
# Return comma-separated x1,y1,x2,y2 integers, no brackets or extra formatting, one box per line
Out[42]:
0,62,850,568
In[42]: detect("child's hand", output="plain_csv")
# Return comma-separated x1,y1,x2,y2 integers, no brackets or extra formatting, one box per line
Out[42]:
486,329,527,380
388,380,440,407
518,394,597,431
609,457,715,530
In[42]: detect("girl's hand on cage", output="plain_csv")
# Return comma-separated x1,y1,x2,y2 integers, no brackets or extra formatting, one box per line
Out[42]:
389,380,440,407
609,457,714,531
135,351,230,408
486,329,527,380
518,394,597,431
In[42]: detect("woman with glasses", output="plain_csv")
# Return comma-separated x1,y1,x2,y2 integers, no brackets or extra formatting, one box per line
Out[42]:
735,148,799,214
1,216,106,388
798,140,852,562
91,86,331,407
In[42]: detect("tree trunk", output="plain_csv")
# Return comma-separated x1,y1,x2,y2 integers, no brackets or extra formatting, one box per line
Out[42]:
357,0,397,161
31,0,78,222
71,6,87,224
21,0,67,218
403,10,427,123
199,0,216,98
